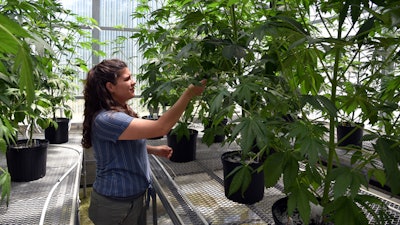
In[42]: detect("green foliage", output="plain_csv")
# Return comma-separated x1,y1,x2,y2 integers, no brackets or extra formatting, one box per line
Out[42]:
168,121,192,142
227,164,252,198
132,0,297,147
0,167,11,206
131,0,400,223
266,0,400,223
0,0,98,206
264,152,284,188
374,137,400,194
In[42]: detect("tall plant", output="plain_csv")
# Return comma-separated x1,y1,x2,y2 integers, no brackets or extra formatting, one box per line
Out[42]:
0,0,96,206
259,0,400,224
131,0,301,207
132,0,296,147
132,0,400,224
0,5,36,206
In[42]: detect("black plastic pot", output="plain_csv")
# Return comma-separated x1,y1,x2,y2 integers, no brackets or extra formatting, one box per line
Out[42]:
337,122,363,148
6,139,49,182
167,129,198,162
45,117,70,144
221,150,264,204
272,197,327,225
272,197,302,225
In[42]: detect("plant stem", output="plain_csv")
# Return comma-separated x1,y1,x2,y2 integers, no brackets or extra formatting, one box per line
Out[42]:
229,4,245,119
322,17,343,205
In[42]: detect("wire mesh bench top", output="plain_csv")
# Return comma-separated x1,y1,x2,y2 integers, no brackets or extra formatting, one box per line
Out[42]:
0,143,82,225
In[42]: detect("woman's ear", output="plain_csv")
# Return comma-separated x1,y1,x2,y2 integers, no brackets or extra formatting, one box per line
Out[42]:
106,82,114,93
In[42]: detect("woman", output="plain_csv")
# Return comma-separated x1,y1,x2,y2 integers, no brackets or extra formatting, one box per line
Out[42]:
82,59,206,225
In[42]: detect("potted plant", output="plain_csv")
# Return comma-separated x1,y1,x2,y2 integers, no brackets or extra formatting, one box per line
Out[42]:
132,0,400,223
334,53,372,149
131,0,297,202
0,46,54,182
0,3,41,201
132,19,204,162
3,59,55,183
202,116,228,144
1,0,74,182
43,62,77,144
6,82,54,181
0,0,91,199
258,0,400,224
221,149,265,204
167,122,199,163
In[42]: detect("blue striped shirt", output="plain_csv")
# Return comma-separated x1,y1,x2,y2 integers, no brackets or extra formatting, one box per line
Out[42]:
91,110,150,198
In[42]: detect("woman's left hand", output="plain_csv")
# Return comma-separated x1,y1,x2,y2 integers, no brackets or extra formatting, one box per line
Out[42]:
148,145,173,159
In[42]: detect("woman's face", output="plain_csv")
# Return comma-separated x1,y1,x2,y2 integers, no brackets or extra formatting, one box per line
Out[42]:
106,67,136,104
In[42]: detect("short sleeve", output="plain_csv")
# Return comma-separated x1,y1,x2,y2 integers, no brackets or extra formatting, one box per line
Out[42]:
92,110,134,143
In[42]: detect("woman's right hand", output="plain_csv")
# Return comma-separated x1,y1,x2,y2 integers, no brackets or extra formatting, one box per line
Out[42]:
188,79,207,98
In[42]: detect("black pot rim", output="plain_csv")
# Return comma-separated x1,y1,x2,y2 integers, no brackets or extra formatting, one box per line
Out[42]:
221,150,263,165
221,150,240,160
8,139,49,149
54,117,70,122
167,128,199,136
337,121,364,127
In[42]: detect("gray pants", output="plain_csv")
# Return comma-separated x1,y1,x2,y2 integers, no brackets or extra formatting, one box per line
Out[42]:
88,190,147,225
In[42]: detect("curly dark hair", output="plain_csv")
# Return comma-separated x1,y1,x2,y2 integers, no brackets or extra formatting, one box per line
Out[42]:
81,59,137,149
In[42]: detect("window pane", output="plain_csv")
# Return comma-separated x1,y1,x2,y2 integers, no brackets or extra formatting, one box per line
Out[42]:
57,0,162,123
99,30,145,96
61,0,92,18
99,0,136,27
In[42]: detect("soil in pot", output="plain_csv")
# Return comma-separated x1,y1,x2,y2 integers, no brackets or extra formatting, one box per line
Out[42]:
6,139,49,182
337,122,363,148
167,129,198,162
221,151,264,204
45,117,70,144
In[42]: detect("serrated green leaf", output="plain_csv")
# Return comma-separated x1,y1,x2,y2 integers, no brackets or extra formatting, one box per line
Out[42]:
228,165,251,197
338,2,350,29
350,3,362,25
0,170,11,207
276,15,309,36
350,151,362,165
299,137,323,166
0,139,6,154
349,172,364,198
14,44,34,106
181,11,204,28
370,169,386,187
354,17,375,44
288,187,312,224
374,138,400,194
263,152,284,188
333,169,352,199
317,95,337,118
210,89,229,114
331,196,367,225
283,154,299,190
0,14,30,54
